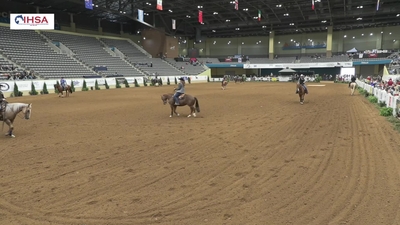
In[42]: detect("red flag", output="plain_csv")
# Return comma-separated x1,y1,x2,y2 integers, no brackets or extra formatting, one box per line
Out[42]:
235,0,238,10
157,0,163,10
198,10,203,23
311,0,315,10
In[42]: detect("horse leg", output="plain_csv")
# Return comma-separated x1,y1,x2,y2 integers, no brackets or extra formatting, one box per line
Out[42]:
174,106,180,116
170,105,174,117
4,119,15,138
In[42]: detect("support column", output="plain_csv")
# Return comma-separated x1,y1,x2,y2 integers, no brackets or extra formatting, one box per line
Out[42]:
98,18,103,34
36,7,40,13
69,13,76,32
269,31,275,60
326,26,333,57
120,23,124,36
376,28,383,49
237,38,242,54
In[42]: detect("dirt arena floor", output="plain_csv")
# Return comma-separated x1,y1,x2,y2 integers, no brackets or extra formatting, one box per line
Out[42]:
2,81,400,225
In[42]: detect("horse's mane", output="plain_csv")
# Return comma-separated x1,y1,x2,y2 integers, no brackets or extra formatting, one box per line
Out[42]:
5,103,30,112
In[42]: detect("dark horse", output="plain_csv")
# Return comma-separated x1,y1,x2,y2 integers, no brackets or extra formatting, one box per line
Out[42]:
161,93,200,117
297,83,306,105
54,84,72,97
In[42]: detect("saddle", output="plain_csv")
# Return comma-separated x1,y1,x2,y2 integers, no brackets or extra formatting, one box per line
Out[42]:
179,94,186,99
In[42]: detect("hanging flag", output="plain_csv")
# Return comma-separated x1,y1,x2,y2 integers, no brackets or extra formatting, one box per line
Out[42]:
376,0,380,11
198,10,203,23
258,10,261,21
172,19,176,30
138,9,144,22
157,0,163,10
235,0,238,10
311,0,315,10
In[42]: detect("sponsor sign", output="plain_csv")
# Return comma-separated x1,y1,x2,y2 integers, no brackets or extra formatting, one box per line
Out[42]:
10,13,54,30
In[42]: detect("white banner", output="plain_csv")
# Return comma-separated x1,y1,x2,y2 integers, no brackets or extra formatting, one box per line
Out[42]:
105,78,116,86
243,61,353,69
10,14,55,30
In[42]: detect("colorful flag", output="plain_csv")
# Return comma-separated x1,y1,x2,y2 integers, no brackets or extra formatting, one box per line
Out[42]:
138,9,144,22
258,10,261,21
235,0,238,10
376,0,380,11
157,0,163,10
172,19,176,30
198,10,203,23
312,0,315,10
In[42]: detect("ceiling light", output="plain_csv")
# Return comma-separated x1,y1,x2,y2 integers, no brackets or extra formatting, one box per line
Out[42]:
356,17,362,20
397,14,400,17
242,42,244,44
168,9,173,12
186,15,191,18
344,35,347,38
212,30,216,32
390,32,392,35
321,20,327,23
353,36,355,39
213,41,216,44
289,23,294,25
284,13,289,16
278,41,280,44
226,19,230,22
276,4,282,8
262,25,266,28
235,28,240,30
253,17,258,19
213,12,218,15
197,6,203,8
243,8,248,11
357,6,363,8
394,40,397,42
370,33,373,36
361,33,364,36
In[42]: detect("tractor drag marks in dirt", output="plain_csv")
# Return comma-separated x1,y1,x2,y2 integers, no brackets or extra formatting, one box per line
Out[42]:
1,82,400,224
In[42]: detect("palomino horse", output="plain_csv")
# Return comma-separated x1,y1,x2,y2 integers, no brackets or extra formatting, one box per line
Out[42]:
221,80,228,90
1,103,32,138
349,82,357,95
161,93,200,118
54,84,72,97
297,84,306,105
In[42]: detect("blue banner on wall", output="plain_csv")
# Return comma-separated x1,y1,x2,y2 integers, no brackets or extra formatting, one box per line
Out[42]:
205,63,244,68
85,0,93,10
352,60,392,65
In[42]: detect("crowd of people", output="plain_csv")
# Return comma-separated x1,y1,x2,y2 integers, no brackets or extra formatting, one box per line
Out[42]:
363,75,400,96
0,64,37,80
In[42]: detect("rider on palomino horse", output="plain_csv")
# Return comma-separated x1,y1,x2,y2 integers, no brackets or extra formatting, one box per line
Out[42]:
174,77,185,105
60,77,67,91
348,75,356,88
296,74,308,94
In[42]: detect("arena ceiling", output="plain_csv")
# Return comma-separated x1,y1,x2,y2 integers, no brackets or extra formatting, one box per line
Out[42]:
11,0,400,37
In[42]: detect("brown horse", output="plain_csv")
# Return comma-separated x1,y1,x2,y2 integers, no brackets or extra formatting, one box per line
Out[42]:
54,84,72,98
297,84,306,105
221,80,228,90
161,93,200,118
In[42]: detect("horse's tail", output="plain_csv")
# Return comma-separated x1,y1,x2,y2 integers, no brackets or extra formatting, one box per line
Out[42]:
194,97,200,113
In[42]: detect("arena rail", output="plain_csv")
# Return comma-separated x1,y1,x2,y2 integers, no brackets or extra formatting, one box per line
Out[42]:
0,76,208,94
356,80,399,117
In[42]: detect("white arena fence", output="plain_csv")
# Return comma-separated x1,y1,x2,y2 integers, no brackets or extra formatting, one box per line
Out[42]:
356,79,399,117
0,76,208,93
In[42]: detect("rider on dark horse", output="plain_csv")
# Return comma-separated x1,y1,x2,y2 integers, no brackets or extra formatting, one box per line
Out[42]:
174,77,185,105
60,77,67,91
349,75,356,88
296,74,308,94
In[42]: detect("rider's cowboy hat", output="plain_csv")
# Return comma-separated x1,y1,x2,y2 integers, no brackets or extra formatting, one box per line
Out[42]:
178,77,185,81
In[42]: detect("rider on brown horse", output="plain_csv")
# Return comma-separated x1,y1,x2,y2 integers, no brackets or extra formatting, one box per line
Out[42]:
60,77,68,91
174,77,185,105
296,74,308,94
